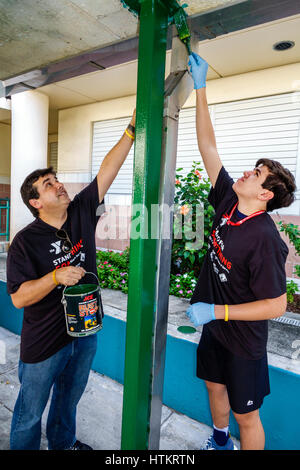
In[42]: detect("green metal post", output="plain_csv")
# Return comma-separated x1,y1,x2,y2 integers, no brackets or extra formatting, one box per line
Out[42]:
121,0,169,450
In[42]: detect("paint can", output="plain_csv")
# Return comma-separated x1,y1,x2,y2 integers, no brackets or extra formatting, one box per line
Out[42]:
61,272,103,337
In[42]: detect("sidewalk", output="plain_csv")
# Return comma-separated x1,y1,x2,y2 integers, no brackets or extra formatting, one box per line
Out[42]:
1,250,300,450
0,249,239,451
0,326,238,450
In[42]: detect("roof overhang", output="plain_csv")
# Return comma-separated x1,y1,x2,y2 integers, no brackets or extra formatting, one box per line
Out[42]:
1,0,300,99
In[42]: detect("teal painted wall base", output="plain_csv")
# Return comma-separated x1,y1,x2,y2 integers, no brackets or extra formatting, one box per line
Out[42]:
0,281,23,336
1,281,300,449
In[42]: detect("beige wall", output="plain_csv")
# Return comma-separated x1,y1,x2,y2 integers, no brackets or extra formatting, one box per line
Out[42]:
58,62,300,175
187,62,300,107
58,95,136,174
0,123,11,179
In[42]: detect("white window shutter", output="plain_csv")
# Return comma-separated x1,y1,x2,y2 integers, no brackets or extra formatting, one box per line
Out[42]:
92,118,134,195
91,93,299,212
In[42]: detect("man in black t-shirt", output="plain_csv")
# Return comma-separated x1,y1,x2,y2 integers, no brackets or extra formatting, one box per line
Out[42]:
187,53,296,450
7,111,136,450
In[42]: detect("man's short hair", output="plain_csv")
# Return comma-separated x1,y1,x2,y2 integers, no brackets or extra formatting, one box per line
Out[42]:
20,167,56,218
256,158,296,212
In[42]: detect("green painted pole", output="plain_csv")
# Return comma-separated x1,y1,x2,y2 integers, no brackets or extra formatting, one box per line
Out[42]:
121,0,169,450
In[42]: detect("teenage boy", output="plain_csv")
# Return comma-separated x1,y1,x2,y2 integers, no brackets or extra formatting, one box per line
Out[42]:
186,53,296,450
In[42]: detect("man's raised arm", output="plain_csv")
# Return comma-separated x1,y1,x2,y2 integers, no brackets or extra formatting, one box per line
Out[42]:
97,109,136,202
189,53,222,187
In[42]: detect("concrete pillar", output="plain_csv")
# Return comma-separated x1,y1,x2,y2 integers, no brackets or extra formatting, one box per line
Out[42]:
10,90,49,241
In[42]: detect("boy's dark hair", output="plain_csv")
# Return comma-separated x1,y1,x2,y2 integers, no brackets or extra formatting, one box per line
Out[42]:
20,167,56,218
256,158,296,212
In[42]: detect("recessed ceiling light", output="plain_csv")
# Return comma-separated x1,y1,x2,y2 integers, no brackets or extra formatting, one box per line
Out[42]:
273,40,295,51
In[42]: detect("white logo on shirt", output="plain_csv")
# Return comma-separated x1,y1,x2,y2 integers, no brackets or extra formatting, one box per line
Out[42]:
50,241,62,255
220,217,227,227
247,400,254,406
219,273,227,282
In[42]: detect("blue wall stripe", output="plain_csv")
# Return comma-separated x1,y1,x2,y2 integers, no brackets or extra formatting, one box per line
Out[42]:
0,281,23,336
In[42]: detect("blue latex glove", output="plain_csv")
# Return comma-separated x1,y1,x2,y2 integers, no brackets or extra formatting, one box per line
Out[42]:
186,302,215,327
188,52,209,90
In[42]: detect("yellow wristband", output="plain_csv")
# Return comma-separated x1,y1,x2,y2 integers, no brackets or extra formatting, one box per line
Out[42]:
125,129,134,140
52,269,59,286
224,304,229,322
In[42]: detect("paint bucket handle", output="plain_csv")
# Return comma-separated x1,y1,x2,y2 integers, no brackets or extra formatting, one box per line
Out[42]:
82,271,100,287
61,271,100,304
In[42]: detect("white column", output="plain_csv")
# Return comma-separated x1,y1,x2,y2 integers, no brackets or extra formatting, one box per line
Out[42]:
10,90,49,241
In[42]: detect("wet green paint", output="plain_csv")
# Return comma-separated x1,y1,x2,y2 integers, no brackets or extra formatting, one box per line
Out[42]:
121,0,189,24
177,325,197,334
120,0,140,16
173,7,192,55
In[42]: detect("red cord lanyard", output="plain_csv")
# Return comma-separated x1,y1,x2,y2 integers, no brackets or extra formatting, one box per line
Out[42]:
223,202,265,226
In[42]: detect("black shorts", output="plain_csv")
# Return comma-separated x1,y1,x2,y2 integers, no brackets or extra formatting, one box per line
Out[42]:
197,327,270,414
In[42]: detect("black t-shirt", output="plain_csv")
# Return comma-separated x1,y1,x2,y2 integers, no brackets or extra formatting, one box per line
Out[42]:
191,167,288,360
6,177,104,363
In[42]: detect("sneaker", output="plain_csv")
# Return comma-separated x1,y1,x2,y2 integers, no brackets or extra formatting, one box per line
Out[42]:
201,435,237,450
67,440,93,450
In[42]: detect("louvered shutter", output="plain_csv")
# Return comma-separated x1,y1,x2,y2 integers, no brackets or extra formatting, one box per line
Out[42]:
177,92,299,182
213,93,299,180
49,141,58,172
92,118,134,195
91,93,300,210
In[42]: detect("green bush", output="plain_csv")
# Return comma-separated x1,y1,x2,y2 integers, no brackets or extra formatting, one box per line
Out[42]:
171,161,215,278
277,221,300,301
96,248,198,299
96,162,214,299
96,248,129,294
286,280,299,304
96,247,129,269
169,272,197,299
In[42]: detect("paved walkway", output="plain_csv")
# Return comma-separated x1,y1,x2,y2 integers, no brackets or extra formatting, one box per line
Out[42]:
0,326,236,451
0,252,232,450
1,251,300,450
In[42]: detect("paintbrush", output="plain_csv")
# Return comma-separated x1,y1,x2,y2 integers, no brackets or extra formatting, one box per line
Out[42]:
174,7,192,56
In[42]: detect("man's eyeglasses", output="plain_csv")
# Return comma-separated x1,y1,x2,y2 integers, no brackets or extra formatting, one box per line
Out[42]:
55,229,73,254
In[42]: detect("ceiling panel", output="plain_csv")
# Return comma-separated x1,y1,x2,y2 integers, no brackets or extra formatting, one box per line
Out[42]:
179,0,247,16
69,0,125,16
0,0,264,82
196,14,300,76
0,0,138,80
39,83,96,110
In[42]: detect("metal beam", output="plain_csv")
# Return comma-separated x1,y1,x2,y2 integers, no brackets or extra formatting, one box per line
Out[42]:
121,0,195,448
148,36,195,450
120,0,169,450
